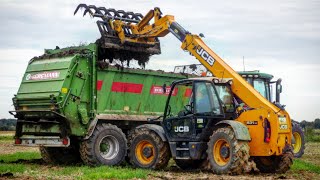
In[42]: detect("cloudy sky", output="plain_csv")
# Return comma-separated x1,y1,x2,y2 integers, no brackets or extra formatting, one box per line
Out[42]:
0,0,319,121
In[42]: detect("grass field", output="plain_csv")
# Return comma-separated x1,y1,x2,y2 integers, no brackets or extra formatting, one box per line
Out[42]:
1,131,320,179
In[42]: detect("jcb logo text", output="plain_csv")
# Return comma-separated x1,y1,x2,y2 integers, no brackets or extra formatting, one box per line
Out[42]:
196,47,215,66
174,126,189,133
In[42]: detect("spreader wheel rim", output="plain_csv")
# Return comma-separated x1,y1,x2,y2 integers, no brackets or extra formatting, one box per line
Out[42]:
99,135,120,160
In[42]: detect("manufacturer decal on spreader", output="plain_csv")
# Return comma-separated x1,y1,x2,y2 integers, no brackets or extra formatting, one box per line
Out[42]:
25,71,60,81
150,85,178,96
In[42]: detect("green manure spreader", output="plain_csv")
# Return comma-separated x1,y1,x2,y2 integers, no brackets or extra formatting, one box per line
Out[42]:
11,43,193,165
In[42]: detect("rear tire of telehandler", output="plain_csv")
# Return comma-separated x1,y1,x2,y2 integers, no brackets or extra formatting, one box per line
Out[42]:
207,127,250,175
128,127,170,169
292,122,305,158
254,146,293,173
80,123,127,166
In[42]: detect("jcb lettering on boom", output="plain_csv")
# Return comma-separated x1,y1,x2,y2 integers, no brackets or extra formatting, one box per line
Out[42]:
196,47,215,66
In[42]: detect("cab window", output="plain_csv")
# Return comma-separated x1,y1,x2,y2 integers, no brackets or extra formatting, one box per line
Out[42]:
194,82,222,114
253,79,269,99
215,85,234,112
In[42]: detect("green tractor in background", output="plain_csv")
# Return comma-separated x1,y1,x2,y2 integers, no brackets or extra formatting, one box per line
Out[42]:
237,71,305,158
174,65,305,158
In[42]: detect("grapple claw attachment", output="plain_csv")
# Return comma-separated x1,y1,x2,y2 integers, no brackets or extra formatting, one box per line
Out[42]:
74,4,161,65
74,4,143,23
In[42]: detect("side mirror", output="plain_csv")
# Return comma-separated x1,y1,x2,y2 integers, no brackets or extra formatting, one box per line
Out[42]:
276,78,282,103
278,84,283,93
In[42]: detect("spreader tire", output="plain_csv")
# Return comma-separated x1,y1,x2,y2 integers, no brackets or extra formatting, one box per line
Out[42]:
80,123,127,166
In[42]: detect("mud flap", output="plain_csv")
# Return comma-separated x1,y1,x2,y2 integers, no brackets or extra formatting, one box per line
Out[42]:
216,120,251,141
135,124,167,142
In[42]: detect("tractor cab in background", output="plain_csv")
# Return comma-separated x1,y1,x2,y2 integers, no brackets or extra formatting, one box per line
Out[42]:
238,71,283,109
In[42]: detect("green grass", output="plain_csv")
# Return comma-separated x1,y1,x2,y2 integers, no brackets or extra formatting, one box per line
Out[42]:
292,159,320,174
0,152,41,163
1,145,319,179
0,163,26,174
305,128,320,142
52,165,151,179
0,152,35,174
0,135,14,141
62,166,151,179
0,151,151,179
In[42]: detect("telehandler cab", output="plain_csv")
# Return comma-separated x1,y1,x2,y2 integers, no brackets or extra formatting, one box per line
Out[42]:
137,77,250,174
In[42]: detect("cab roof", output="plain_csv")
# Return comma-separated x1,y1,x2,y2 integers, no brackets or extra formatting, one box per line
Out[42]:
237,70,273,80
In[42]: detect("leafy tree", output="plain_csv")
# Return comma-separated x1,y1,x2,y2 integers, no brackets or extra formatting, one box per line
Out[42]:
300,120,314,129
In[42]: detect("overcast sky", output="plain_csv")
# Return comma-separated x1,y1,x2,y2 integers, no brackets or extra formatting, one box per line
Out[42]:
0,0,319,121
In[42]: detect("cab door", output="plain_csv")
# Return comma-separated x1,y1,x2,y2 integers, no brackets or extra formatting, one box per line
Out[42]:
163,80,224,142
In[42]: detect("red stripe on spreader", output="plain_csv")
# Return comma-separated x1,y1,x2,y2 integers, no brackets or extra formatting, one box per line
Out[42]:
97,80,103,91
111,82,143,93
184,88,192,97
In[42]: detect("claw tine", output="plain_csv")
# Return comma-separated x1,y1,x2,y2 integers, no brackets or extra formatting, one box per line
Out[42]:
89,5,103,15
75,4,143,23
83,8,94,17
74,3,88,15
98,7,112,16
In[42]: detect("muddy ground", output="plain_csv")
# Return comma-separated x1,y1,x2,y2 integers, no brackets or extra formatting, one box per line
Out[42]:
1,131,319,180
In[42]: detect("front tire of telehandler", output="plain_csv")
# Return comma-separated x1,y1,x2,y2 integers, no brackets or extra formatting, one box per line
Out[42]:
128,127,170,169
207,127,250,175
80,123,127,166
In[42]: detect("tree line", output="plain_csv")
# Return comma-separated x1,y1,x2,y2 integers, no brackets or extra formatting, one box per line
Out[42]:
0,119,17,131
300,118,320,129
